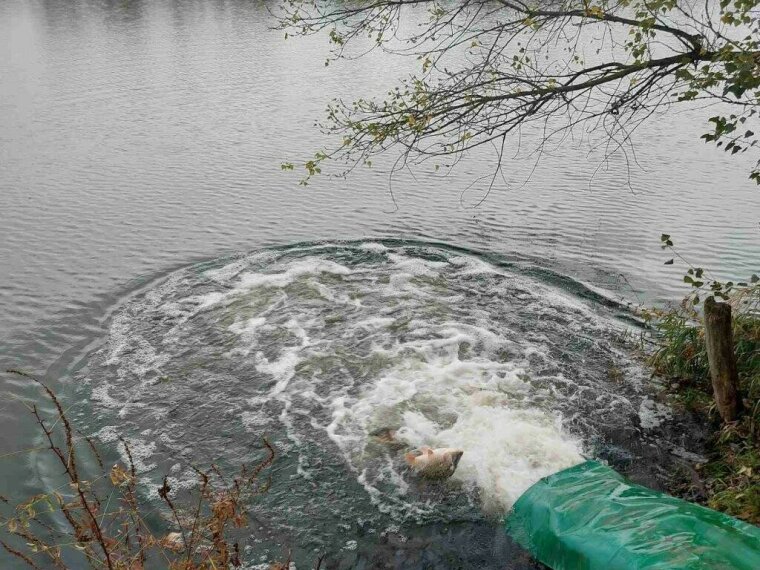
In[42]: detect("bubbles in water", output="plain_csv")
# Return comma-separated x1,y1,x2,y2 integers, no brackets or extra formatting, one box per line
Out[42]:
78,241,658,556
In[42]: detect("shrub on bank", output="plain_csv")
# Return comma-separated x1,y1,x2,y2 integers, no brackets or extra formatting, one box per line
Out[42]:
642,259,759,524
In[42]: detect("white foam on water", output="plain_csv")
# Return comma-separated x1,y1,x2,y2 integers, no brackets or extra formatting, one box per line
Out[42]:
215,251,619,515
94,425,121,443
414,406,581,512
448,254,506,276
638,397,672,429
94,426,157,473
241,409,271,430
237,259,352,290
202,258,251,283
359,242,388,252
253,318,312,397
257,349,305,396
355,317,396,330
90,243,663,528
388,252,448,271
325,324,585,513
190,258,356,312
188,291,227,311
227,317,268,357
120,437,157,473
91,384,127,411
229,316,267,335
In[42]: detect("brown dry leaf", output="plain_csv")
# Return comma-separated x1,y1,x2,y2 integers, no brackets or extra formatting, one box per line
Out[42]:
110,464,133,487
212,497,236,521
160,531,184,552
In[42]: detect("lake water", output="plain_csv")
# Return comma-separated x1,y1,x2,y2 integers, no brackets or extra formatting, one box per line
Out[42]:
1,1,758,568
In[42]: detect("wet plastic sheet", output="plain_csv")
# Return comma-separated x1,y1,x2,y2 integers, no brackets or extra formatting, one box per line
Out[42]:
505,460,760,569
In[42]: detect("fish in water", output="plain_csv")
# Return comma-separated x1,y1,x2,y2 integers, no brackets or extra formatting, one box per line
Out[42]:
404,446,464,479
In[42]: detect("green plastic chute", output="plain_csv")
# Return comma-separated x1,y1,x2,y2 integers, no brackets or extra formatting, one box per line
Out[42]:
505,460,760,569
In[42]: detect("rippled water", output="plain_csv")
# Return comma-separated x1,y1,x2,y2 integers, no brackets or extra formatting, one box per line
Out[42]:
0,0,757,567
73,241,683,566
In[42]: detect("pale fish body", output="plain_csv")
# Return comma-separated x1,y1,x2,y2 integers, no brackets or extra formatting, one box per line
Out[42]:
404,446,464,479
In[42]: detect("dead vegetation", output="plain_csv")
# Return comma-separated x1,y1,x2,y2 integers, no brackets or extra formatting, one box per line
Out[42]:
0,369,282,569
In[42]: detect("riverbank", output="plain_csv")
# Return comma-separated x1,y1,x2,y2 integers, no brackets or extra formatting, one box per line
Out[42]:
643,286,760,525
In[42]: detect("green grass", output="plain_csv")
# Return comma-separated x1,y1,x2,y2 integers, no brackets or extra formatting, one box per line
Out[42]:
643,286,760,524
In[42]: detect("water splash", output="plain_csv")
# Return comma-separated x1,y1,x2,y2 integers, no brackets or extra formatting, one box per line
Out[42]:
78,241,658,559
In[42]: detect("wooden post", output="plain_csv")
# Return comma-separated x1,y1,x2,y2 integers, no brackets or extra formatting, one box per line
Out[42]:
703,297,741,422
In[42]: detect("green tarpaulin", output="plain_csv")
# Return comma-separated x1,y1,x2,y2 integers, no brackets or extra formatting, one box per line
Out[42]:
505,460,760,569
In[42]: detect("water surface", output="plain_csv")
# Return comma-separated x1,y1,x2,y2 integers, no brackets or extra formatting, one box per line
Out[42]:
1,1,758,567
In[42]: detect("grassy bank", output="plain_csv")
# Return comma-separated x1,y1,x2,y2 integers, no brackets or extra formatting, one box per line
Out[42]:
643,284,760,524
